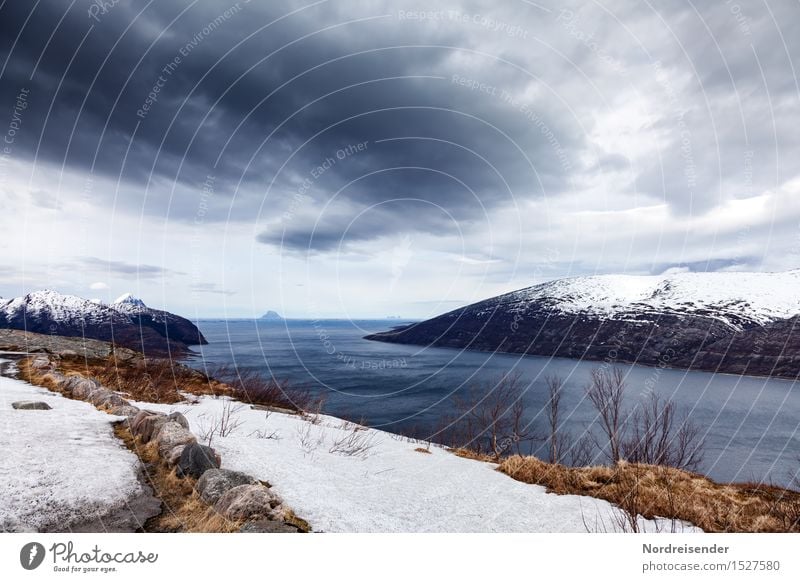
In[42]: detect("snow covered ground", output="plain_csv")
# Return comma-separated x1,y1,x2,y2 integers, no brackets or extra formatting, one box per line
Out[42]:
132,395,700,533
500,269,800,330
0,360,146,532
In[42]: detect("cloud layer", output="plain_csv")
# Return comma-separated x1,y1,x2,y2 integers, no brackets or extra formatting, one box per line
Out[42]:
1,0,799,316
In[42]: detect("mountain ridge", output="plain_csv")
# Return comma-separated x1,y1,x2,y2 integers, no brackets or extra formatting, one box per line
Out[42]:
365,270,800,379
0,290,207,355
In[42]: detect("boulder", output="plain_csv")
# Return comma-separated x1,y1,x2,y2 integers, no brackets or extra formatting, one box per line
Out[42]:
30,356,52,370
155,422,197,457
213,485,281,521
176,443,220,479
59,375,88,394
195,469,258,505
139,415,170,443
108,404,140,418
239,520,300,533
70,378,102,400
11,401,52,410
165,444,187,466
167,411,190,430
91,391,128,409
130,410,159,434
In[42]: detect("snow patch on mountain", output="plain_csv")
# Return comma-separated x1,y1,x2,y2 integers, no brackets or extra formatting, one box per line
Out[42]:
112,293,147,313
0,290,154,325
494,270,800,330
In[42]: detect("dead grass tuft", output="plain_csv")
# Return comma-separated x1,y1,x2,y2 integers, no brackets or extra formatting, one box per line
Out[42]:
113,423,243,533
498,455,800,533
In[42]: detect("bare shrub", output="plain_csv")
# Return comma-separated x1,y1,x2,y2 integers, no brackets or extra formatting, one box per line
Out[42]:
209,365,317,413
622,392,704,471
296,422,324,455
196,399,244,445
248,412,281,440
448,372,539,461
585,367,627,462
328,426,377,458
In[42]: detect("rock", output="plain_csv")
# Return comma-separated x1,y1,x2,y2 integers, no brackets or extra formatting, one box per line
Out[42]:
138,415,170,443
91,391,128,409
11,401,52,410
195,469,258,505
130,410,159,434
59,349,78,357
165,444,187,466
213,485,281,521
167,411,190,430
239,520,300,533
108,404,140,417
155,422,196,457
176,443,220,479
59,375,88,394
30,356,52,370
70,378,102,399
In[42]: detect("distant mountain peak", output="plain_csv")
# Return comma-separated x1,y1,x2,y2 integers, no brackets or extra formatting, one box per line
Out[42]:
113,292,147,308
260,310,283,321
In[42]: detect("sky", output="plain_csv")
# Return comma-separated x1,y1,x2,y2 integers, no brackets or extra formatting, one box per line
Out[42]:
1,0,799,318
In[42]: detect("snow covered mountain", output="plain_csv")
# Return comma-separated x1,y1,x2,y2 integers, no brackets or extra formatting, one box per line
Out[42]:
366,270,800,379
493,270,800,331
0,290,207,355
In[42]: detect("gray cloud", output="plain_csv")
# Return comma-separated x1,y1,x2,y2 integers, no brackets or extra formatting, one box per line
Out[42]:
1,0,799,283
74,257,185,279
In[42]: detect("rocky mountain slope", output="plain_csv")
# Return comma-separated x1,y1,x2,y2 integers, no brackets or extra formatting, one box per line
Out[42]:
365,270,800,379
0,290,207,355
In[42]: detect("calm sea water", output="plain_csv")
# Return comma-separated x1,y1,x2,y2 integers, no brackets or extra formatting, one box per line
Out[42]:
184,319,800,488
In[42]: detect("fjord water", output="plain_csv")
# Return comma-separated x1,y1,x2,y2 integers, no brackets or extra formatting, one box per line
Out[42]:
186,319,800,488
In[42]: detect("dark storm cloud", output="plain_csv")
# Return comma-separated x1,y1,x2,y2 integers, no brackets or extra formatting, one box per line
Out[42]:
0,0,584,239
1,0,800,260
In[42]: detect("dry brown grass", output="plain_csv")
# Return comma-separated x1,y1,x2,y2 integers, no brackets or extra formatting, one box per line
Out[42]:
414,447,432,454
499,455,800,532
113,424,243,533
64,354,231,403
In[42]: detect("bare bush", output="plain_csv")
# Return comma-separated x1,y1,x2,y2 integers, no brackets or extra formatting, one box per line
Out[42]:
209,365,318,413
585,367,627,462
296,422,324,455
449,372,539,461
622,392,705,471
196,399,244,445
248,412,281,440
329,426,377,458
545,375,566,464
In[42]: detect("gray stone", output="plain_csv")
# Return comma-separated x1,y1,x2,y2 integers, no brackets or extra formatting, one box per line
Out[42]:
213,485,281,521
177,443,220,479
108,404,140,418
70,378,102,399
139,415,170,443
130,410,159,434
30,356,53,370
167,411,190,430
165,444,187,466
239,520,300,533
155,422,197,457
91,391,128,409
11,401,52,410
195,469,258,505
